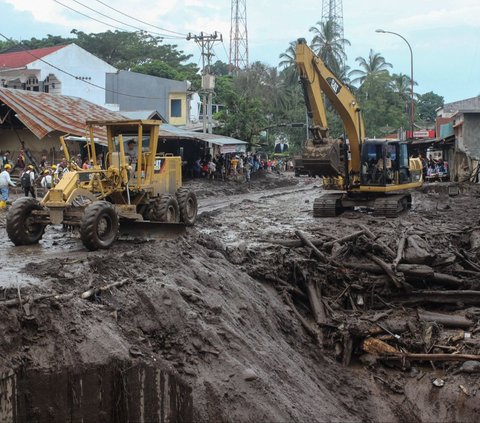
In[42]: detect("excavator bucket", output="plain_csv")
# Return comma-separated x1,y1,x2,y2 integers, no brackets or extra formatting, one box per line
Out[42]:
301,138,345,177
118,220,186,241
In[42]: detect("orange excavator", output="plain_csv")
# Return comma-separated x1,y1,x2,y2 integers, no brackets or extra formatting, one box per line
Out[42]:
295,38,422,217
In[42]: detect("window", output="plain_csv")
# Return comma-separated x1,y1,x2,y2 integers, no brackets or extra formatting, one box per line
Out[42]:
170,99,182,118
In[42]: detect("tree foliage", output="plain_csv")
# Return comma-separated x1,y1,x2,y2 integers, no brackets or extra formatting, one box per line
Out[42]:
0,25,445,149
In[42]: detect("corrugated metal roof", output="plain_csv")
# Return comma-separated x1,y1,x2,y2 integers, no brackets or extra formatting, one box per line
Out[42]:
159,123,247,146
122,110,167,122
0,45,66,68
0,87,124,141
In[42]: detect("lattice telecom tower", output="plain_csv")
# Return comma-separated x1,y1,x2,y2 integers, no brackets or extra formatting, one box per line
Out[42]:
229,0,249,74
321,0,344,43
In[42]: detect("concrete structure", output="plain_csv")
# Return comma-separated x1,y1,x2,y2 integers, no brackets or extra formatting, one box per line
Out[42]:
106,70,190,126
436,96,480,181
0,44,117,107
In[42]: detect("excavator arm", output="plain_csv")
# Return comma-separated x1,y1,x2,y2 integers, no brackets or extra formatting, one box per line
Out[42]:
295,38,365,179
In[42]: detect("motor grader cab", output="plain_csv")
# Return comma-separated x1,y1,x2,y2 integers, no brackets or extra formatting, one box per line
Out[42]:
295,39,422,217
6,120,198,251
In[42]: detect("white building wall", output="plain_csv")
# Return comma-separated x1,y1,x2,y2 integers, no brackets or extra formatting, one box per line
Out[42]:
28,44,117,106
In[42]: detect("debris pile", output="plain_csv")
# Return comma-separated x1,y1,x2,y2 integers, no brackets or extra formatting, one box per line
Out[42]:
250,218,480,370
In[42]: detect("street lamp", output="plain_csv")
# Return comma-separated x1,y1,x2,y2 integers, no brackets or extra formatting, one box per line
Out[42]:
376,29,414,140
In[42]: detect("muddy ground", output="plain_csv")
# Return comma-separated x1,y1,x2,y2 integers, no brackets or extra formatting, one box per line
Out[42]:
0,172,479,422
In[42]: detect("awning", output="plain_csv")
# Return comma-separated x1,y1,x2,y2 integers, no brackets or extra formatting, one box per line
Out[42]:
158,123,247,152
0,87,124,141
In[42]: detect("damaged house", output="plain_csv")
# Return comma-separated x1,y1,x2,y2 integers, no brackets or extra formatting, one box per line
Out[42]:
436,96,480,181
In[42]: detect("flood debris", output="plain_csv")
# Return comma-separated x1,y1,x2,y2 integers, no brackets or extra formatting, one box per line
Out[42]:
250,207,480,375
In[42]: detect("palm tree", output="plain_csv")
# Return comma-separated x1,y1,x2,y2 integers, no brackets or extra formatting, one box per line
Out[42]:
278,41,297,69
309,19,350,74
349,49,392,86
390,73,416,100
278,41,298,86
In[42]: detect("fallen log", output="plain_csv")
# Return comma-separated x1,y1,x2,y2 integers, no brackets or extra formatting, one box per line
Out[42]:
358,224,396,258
342,262,463,287
0,292,75,307
382,352,480,362
260,230,364,250
394,290,480,305
295,230,342,267
81,278,130,299
393,230,408,270
417,310,473,329
366,253,404,289
282,292,323,348
323,230,365,250
305,279,327,326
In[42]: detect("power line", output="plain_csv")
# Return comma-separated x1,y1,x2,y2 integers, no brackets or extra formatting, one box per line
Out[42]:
91,0,187,37
54,0,184,40
0,32,177,101
54,0,126,32
68,0,183,39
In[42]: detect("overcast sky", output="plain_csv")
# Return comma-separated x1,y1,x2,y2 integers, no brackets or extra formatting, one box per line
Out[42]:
1,0,479,103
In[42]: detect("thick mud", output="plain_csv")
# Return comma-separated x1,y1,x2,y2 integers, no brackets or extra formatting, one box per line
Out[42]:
0,173,479,422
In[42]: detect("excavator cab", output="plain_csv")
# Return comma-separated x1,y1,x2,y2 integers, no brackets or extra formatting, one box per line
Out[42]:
360,140,422,187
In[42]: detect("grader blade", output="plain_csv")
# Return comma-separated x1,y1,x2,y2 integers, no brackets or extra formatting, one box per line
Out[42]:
118,221,186,241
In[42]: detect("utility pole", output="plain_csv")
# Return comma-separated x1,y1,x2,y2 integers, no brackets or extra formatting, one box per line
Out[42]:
229,0,249,74
187,32,222,134
321,0,344,67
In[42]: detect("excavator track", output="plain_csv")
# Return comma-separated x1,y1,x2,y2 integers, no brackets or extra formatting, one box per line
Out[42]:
313,194,343,217
373,194,411,218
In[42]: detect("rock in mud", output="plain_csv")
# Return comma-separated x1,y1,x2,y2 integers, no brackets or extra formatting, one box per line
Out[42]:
242,368,258,381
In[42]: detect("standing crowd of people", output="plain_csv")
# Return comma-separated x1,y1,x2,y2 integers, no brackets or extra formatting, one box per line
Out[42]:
0,149,96,207
187,153,294,183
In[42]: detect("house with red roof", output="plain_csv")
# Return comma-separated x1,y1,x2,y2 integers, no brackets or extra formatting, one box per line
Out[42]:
0,44,117,106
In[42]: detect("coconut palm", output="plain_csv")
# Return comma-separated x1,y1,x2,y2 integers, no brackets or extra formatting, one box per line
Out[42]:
278,41,297,69
349,49,392,86
309,19,350,74
390,73,416,101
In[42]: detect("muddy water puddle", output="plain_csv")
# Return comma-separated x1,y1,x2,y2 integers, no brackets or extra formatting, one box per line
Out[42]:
0,225,86,287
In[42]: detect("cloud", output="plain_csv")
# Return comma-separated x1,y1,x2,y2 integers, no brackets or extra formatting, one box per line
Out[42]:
4,0,182,33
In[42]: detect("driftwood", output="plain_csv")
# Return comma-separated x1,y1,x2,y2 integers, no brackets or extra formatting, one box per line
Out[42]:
305,279,327,326
283,292,323,348
0,292,75,307
383,352,480,362
358,224,396,258
394,290,480,305
81,278,130,299
261,230,365,250
323,230,365,250
417,310,473,329
393,230,408,270
295,230,329,263
342,262,463,287
366,253,404,289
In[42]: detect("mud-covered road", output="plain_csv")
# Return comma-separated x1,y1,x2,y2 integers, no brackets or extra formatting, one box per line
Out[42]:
0,173,479,422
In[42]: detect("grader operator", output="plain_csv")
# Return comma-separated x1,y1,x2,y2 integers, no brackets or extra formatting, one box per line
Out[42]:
295,39,422,217
6,120,197,251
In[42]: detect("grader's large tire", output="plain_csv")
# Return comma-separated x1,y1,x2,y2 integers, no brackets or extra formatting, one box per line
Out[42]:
6,197,46,245
80,201,119,251
151,194,180,223
176,187,198,226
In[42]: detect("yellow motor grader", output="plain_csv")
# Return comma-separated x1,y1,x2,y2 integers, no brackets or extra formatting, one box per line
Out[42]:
6,120,198,251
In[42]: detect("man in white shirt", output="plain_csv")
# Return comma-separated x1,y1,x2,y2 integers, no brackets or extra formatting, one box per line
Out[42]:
0,164,16,206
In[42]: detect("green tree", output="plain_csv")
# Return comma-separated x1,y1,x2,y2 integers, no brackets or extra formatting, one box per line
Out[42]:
210,60,230,76
416,91,444,124
349,49,392,86
357,73,403,137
